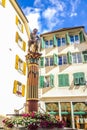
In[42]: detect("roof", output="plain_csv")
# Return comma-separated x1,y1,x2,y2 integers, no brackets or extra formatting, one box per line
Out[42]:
15,0,28,22
40,26,85,36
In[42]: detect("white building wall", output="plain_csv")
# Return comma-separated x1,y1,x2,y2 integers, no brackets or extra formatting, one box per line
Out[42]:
0,1,28,115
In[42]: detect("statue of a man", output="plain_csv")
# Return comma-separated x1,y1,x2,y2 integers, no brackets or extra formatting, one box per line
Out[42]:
28,28,41,53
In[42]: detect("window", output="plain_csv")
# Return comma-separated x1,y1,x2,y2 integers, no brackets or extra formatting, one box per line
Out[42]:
70,35,79,44
70,36,74,43
15,32,26,51
45,40,53,48
45,102,58,112
44,76,50,87
15,55,26,75
15,15,24,33
0,0,6,7
45,57,54,66
59,56,62,65
72,53,82,63
39,74,54,88
50,57,54,66
13,80,25,97
82,51,87,62
57,37,66,47
58,74,69,87
18,59,23,73
58,55,67,65
45,58,49,66
73,72,85,86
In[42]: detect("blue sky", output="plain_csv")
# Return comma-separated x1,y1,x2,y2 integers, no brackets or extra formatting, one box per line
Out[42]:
16,0,87,34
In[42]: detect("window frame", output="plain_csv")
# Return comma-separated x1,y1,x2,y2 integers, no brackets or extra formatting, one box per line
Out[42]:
57,37,66,47
72,53,82,63
70,34,80,44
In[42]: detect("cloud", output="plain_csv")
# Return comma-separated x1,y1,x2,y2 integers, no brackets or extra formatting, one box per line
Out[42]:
34,0,44,7
22,0,81,33
70,12,77,17
49,0,65,11
23,7,42,32
42,7,56,20
69,0,80,17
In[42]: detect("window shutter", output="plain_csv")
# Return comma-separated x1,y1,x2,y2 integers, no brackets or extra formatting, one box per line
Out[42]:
53,54,58,65
22,85,25,96
66,32,70,45
64,74,69,86
23,41,26,51
41,37,45,49
21,25,24,33
58,75,63,87
39,76,44,88
2,0,6,7
58,74,69,87
15,15,19,25
82,51,87,63
13,80,17,94
79,72,85,85
50,74,54,87
67,51,72,64
40,57,44,67
73,73,79,85
23,62,26,75
15,55,19,70
53,35,57,46
15,32,19,43
79,31,85,43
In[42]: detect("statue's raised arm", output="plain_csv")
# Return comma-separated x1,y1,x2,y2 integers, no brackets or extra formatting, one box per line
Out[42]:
28,28,41,53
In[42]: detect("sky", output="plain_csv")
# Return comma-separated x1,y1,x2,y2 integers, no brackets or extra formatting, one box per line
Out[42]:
16,0,87,34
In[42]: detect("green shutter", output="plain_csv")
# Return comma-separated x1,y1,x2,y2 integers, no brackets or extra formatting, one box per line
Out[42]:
64,74,69,86
58,74,64,87
79,31,85,43
40,57,44,67
41,37,45,49
39,76,44,88
67,51,72,64
66,32,70,45
82,51,87,63
53,35,57,46
50,74,54,87
73,73,79,85
73,72,85,85
53,54,58,65
79,72,85,85
58,74,69,87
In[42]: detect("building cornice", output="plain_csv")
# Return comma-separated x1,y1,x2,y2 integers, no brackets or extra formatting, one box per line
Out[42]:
40,26,85,37
40,96,87,102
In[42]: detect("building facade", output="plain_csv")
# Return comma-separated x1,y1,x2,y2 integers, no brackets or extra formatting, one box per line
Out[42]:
39,26,87,129
0,0,30,114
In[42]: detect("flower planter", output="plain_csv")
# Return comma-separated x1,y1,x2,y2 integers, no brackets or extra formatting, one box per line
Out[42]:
3,127,64,130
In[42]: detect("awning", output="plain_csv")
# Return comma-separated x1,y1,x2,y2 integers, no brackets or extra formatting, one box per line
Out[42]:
74,111,85,115
49,111,58,115
61,111,71,115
